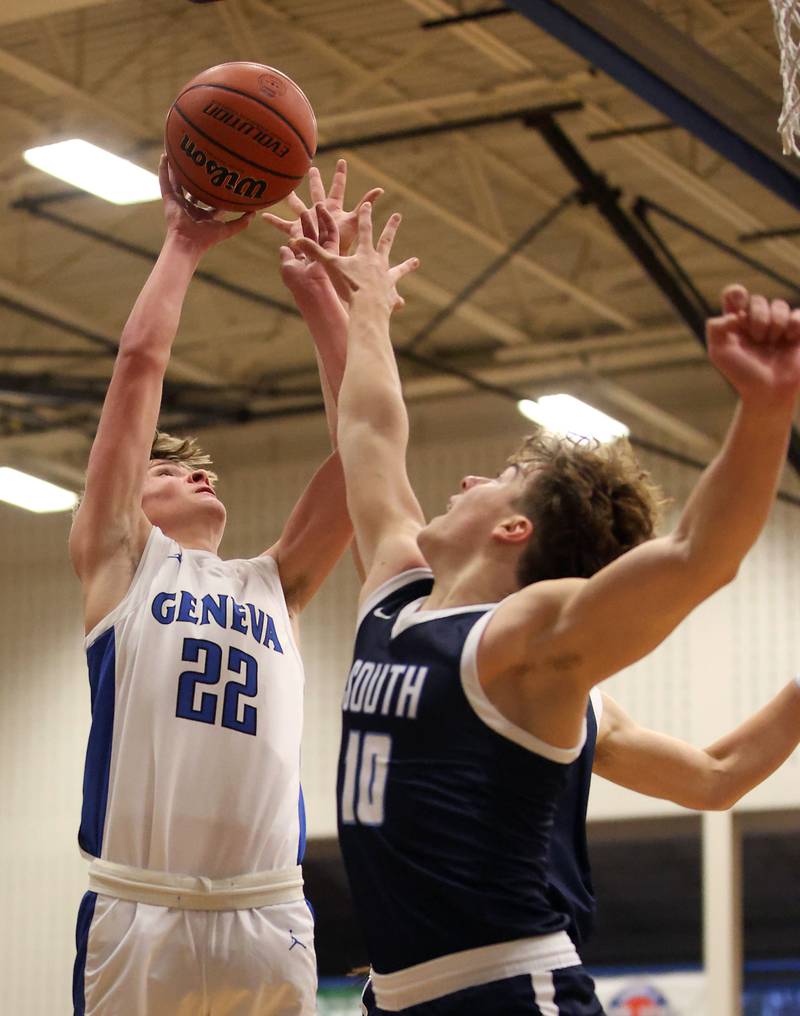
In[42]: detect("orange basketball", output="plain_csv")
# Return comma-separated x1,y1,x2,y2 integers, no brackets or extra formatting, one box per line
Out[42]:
164,61,317,211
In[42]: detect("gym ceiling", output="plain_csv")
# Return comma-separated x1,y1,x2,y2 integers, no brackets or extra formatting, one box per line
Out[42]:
0,0,798,497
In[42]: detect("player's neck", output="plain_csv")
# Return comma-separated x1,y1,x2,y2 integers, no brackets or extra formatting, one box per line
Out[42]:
159,519,222,555
423,555,518,611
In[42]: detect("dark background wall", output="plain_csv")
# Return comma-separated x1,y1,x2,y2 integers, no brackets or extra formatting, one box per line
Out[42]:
303,821,800,977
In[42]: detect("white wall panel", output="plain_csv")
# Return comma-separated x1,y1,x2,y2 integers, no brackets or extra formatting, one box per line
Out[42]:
590,492,800,819
0,505,87,1015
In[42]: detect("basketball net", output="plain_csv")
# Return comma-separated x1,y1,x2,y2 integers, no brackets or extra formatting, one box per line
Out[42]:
770,0,800,155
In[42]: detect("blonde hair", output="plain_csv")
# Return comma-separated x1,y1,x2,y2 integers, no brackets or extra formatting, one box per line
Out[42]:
74,431,218,516
150,430,218,485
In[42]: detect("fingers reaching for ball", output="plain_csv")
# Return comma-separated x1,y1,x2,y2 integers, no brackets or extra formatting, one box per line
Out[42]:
261,211,297,238
377,212,402,258
261,160,386,256
159,149,255,251
288,201,419,315
315,204,341,253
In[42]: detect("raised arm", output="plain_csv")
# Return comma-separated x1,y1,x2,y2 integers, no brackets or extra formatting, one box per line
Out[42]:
594,686,800,810
541,287,800,679
69,158,252,629
260,162,381,609
259,248,350,615
263,161,382,426
481,286,800,746
292,203,427,602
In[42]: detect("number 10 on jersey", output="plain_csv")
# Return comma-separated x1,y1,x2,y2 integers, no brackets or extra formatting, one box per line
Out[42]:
340,731,392,827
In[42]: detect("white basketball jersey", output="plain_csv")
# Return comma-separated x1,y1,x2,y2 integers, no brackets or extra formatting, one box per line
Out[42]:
79,526,306,878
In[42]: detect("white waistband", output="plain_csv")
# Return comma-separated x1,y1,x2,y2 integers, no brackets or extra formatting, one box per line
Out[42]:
371,932,580,1010
86,856,304,911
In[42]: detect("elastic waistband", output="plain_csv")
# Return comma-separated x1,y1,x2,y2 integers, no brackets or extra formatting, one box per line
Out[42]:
86,857,304,911
371,932,581,1010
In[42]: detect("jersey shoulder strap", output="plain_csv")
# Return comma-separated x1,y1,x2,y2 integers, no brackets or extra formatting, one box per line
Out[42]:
356,568,434,631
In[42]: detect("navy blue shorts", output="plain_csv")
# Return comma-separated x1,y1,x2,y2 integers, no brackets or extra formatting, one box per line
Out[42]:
361,965,605,1015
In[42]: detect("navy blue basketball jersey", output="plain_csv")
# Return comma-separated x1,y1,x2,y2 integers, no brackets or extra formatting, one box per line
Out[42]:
337,570,587,975
546,693,601,948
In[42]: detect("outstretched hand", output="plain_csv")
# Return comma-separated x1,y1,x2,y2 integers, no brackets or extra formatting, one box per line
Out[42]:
159,155,254,254
707,285,800,408
262,158,383,255
290,202,419,315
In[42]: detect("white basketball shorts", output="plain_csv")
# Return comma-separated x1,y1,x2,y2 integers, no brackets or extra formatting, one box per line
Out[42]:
73,890,318,1016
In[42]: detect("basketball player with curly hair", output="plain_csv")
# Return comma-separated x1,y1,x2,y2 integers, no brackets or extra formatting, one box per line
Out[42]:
69,158,373,1016
293,203,800,1016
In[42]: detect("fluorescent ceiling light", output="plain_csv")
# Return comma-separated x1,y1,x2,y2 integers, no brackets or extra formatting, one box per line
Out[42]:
0,467,78,513
23,139,161,205
517,394,629,443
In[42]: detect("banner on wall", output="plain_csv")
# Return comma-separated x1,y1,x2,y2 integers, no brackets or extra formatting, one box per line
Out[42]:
318,981,364,1015
595,971,706,1015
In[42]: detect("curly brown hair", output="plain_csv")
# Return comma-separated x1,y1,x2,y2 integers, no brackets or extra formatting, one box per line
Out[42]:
508,428,665,588
150,430,218,485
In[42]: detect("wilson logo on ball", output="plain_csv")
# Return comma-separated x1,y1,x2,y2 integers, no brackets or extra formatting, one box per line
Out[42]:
179,134,267,200
201,102,290,158
165,61,316,210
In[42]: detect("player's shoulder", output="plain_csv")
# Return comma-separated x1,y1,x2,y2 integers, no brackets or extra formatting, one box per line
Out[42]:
357,565,434,627
358,539,431,610
475,577,588,684
70,501,151,579
490,576,587,635
80,522,168,638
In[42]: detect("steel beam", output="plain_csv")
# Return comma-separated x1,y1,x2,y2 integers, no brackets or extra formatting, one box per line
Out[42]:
582,102,800,274
421,8,512,29
317,103,582,154
531,114,800,477
342,148,636,330
0,0,100,27
635,199,800,299
532,115,710,332
404,190,578,350
11,200,299,319
401,0,533,73
505,0,800,212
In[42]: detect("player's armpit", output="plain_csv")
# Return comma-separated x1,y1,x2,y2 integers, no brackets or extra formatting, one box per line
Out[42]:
263,451,353,616
472,581,591,751
76,524,152,635
358,524,429,606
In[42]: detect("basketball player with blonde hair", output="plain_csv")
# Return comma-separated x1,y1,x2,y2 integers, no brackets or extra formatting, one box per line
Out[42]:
69,158,371,1016
293,203,800,1015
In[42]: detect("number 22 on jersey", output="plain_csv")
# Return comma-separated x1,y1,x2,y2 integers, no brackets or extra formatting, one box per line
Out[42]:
175,636,259,736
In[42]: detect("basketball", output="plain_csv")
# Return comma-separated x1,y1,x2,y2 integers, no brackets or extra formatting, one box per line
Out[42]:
164,61,317,211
